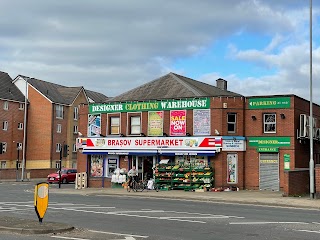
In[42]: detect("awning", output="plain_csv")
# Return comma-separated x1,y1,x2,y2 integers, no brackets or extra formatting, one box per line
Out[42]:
82,149,216,156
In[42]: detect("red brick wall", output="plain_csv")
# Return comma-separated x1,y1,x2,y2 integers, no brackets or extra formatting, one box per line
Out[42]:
0,100,25,162
27,86,53,161
283,170,309,196
0,168,57,179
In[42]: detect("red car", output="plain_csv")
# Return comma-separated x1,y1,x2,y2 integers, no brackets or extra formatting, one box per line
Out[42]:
47,168,77,184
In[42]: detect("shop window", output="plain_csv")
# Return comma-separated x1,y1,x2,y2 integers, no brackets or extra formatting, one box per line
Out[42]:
57,124,62,133
227,113,236,133
74,107,79,120
90,155,104,177
110,116,120,135
130,116,141,135
264,113,276,133
2,121,8,131
55,105,64,119
18,122,23,130
3,101,8,110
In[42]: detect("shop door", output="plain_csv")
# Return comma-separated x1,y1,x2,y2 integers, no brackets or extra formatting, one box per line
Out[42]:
259,153,279,191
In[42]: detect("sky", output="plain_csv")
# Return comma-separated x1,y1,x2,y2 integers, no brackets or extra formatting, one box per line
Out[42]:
1,0,320,104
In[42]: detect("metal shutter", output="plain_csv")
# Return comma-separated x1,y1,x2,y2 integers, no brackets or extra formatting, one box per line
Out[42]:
259,153,279,191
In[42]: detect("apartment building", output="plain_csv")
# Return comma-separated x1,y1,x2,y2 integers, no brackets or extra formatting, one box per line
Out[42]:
0,71,26,170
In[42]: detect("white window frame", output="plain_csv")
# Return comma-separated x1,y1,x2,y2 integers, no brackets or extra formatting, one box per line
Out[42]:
18,122,23,130
227,113,236,133
17,142,22,150
130,116,141,135
73,125,78,134
110,116,120,135
0,161,6,169
3,101,8,110
57,124,62,133
73,144,77,152
74,107,79,120
56,143,62,152
264,113,276,133
55,161,60,169
19,103,24,110
55,105,64,119
1,142,7,153
3,121,8,131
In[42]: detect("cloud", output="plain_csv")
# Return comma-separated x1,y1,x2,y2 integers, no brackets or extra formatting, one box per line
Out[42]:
0,0,319,104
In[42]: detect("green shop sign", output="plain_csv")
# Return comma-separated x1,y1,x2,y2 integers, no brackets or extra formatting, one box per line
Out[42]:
89,98,210,113
249,137,291,147
257,147,279,152
248,97,291,109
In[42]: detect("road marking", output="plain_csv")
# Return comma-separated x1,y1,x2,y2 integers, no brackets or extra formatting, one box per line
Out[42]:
88,230,149,238
230,222,309,225
294,229,320,234
51,236,89,240
115,213,206,223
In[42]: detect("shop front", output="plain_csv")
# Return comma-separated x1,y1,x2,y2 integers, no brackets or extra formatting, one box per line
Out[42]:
77,136,222,188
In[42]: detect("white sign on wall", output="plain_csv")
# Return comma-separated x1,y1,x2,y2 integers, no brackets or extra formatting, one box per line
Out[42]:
222,139,246,151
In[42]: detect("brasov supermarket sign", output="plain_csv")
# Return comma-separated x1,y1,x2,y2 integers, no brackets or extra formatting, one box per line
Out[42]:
89,98,209,113
77,136,222,149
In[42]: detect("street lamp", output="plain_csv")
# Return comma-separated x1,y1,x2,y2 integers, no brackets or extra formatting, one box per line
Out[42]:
309,0,315,199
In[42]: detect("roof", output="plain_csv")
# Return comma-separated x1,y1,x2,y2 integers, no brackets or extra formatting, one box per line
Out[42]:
109,72,242,102
85,89,109,103
18,75,108,105
0,71,25,102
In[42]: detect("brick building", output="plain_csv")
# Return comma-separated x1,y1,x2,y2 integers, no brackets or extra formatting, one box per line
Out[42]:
0,71,26,170
77,72,320,195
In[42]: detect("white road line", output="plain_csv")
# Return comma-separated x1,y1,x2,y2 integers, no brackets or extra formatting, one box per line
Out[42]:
51,236,89,240
116,213,206,223
312,222,320,225
294,229,320,234
161,216,229,219
230,222,309,225
88,230,149,238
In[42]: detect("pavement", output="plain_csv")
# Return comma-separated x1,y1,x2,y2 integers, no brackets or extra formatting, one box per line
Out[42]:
1,179,320,235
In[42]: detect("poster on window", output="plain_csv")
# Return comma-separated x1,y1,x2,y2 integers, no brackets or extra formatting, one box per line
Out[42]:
148,111,163,136
90,155,104,177
170,110,186,136
88,114,101,137
227,153,238,184
193,109,210,135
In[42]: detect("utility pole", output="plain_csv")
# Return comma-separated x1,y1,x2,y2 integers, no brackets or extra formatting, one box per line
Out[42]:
309,0,315,199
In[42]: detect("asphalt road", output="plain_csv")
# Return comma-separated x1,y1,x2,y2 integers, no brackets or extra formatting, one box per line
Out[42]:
1,181,320,240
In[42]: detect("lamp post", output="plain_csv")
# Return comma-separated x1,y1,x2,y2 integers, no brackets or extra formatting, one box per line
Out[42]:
21,77,28,181
309,0,315,199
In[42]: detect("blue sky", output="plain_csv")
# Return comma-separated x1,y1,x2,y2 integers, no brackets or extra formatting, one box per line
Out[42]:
1,0,320,103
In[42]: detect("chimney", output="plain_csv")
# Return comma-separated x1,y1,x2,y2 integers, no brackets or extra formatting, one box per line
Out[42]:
216,78,227,90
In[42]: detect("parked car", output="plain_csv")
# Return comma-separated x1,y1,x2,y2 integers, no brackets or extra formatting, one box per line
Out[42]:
47,168,77,184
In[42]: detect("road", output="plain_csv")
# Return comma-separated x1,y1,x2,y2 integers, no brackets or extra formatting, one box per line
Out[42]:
0,181,320,240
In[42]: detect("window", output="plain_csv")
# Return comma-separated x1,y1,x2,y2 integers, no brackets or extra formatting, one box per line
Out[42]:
19,103,24,110
1,142,7,153
227,113,236,133
17,142,22,150
56,143,62,152
57,124,62,133
130,116,141,135
73,144,77,152
264,113,276,133
3,101,8,110
2,121,8,131
55,161,60,169
55,105,64,119
73,125,78,134
110,117,120,134
18,123,23,130
0,161,6,169
74,107,79,120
